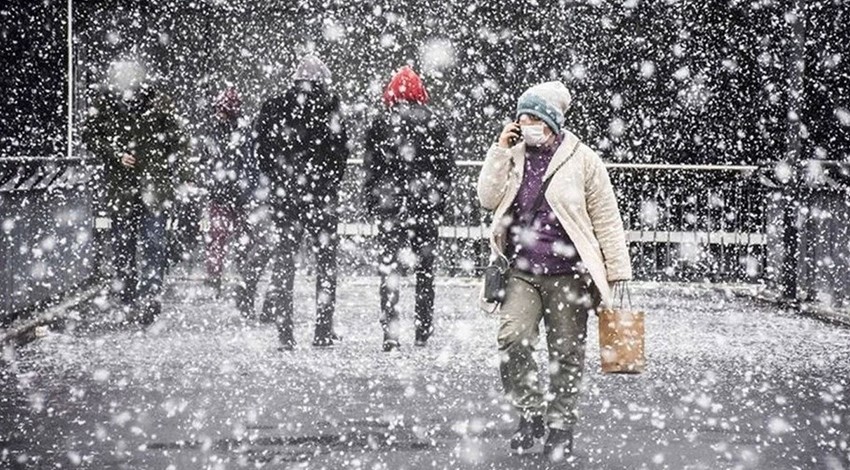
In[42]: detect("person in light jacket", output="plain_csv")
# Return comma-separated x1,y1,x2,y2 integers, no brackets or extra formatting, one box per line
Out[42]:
476,81,632,460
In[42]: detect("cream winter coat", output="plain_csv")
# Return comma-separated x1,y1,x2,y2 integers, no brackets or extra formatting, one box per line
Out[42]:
477,130,632,309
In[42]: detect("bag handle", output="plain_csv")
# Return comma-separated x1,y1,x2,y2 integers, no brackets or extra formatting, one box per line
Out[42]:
612,281,633,310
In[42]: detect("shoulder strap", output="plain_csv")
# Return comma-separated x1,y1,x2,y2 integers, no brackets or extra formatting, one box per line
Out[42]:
528,141,580,215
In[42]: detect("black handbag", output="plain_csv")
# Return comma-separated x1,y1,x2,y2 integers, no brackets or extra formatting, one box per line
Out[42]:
482,254,509,303
482,141,579,305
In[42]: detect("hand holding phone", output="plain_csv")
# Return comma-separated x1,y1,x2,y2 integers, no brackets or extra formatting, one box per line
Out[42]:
498,121,522,148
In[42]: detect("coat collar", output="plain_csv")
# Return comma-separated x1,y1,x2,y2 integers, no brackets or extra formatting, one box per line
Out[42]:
508,131,582,182
543,130,581,181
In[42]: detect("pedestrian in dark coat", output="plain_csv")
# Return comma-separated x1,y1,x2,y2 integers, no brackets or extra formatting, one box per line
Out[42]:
200,87,262,312
254,55,349,349
82,59,189,325
363,66,454,351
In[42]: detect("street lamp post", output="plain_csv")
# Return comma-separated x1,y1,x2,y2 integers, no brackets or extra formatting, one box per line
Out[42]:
66,0,73,160
781,0,805,306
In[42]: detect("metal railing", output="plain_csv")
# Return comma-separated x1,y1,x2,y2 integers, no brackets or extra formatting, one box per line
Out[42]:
333,159,768,282
763,160,850,313
0,157,98,324
1,155,770,323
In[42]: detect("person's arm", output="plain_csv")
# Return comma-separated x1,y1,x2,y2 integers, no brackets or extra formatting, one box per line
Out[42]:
240,124,260,198
81,95,123,167
327,101,349,191
254,100,278,180
431,121,454,215
584,150,632,282
159,102,193,186
362,119,387,214
477,121,520,211
477,146,513,211
433,121,454,191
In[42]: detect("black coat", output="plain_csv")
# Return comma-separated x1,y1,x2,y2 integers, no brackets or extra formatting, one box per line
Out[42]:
255,80,349,213
82,84,188,212
363,103,453,225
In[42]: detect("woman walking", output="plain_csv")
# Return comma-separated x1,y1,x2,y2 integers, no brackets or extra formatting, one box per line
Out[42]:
477,81,632,460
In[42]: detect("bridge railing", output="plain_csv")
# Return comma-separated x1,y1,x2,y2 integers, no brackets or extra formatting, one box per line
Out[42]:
7,155,845,322
762,160,850,315
0,156,98,324
1,155,771,323
333,159,768,282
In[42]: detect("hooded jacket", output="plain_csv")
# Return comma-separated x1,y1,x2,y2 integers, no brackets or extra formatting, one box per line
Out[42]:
83,82,189,212
364,67,453,225
255,79,349,211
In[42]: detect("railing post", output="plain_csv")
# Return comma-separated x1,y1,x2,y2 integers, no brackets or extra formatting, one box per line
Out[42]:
781,187,800,304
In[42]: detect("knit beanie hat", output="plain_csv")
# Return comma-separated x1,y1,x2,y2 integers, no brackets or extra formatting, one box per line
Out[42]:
383,66,430,107
293,54,333,85
515,81,572,134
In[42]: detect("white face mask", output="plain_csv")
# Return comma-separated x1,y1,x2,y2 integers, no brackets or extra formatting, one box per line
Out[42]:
521,124,548,146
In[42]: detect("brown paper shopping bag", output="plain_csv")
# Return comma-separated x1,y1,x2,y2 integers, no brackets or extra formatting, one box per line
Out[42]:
598,286,646,374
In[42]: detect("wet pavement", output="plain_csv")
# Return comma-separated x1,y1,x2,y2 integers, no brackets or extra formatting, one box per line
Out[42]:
1,276,849,469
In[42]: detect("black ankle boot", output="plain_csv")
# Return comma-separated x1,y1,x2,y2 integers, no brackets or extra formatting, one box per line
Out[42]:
139,300,161,326
234,283,256,319
414,325,433,347
382,333,400,352
259,291,281,324
509,415,546,451
312,330,341,347
278,330,295,351
544,427,574,461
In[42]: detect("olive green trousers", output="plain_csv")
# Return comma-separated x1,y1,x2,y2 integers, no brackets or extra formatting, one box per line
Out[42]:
497,269,597,429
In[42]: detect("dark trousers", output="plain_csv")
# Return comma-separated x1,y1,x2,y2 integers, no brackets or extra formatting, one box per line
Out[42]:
111,198,167,306
377,221,437,341
263,205,338,344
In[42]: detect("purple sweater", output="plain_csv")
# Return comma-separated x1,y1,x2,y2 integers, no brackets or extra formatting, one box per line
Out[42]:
506,133,580,275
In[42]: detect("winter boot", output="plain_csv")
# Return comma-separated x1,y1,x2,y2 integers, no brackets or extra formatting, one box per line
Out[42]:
510,415,546,451
544,427,574,461
259,291,280,324
382,338,400,352
139,299,161,326
414,325,434,347
312,305,337,347
312,329,334,347
234,281,256,319
205,276,222,299
381,318,400,352
278,330,295,351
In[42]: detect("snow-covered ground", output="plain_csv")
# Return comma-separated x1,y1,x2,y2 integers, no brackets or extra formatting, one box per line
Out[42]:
1,277,849,469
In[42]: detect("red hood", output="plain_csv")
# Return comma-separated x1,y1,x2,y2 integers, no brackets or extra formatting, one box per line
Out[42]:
382,66,429,107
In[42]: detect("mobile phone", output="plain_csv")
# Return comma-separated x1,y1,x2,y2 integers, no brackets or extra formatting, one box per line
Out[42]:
508,120,522,146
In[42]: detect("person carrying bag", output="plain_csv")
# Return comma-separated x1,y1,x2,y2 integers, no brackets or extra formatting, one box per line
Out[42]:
476,81,634,461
